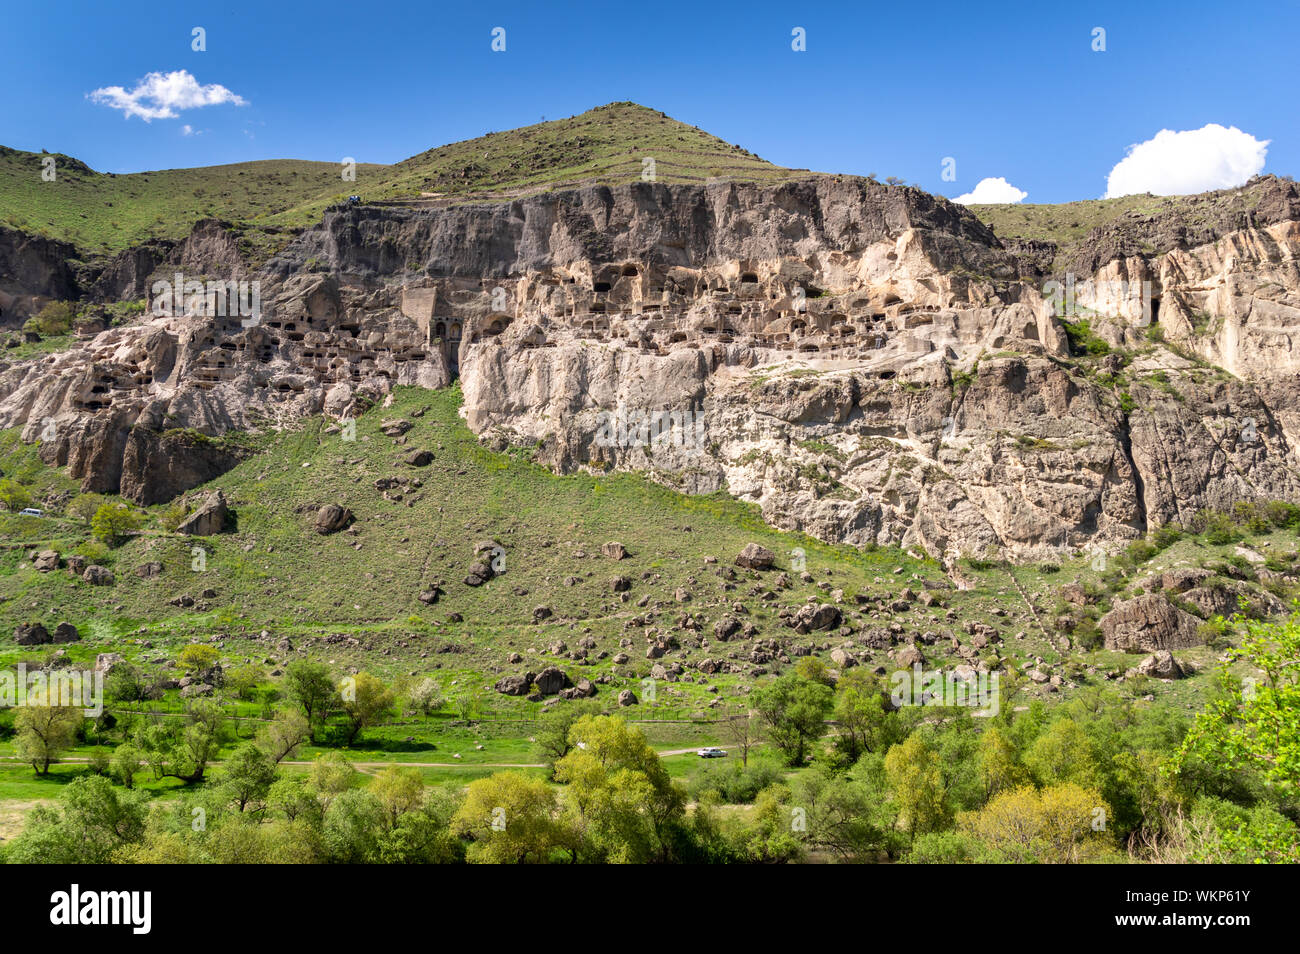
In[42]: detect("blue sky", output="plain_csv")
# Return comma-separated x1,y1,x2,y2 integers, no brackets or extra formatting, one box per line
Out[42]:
1,0,1295,202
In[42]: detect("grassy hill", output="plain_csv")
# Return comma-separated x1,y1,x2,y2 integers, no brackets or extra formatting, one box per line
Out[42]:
1,385,1285,723
0,103,797,256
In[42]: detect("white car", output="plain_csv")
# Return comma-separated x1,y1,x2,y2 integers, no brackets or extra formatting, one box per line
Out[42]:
697,747,728,758
18,508,43,517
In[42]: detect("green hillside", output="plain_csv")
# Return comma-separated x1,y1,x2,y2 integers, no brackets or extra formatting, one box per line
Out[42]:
0,103,796,256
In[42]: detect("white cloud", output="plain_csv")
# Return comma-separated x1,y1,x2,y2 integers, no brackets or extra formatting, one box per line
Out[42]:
88,70,247,122
1104,124,1268,198
181,124,193,136
953,177,1028,204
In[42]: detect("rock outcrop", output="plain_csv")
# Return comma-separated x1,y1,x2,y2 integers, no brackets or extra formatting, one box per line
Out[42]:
1100,594,1203,652
3,174,1300,559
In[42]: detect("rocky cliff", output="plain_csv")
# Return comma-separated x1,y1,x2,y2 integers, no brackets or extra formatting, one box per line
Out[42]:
3,174,1299,559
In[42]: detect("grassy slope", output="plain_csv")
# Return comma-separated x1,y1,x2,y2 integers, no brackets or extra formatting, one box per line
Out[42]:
1,385,1271,714
0,103,796,255
970,194,1184,246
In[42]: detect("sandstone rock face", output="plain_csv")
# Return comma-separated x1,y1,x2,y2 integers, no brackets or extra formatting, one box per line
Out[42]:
1100,594,1202,652
4,176,1300,557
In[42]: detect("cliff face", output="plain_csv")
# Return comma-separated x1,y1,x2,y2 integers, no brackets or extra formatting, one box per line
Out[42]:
3,175,1299,559
0,226,82,325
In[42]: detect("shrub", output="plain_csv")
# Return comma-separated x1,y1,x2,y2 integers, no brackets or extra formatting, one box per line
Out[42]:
23,300,77,337
67,493,109,525
1150,522,1184,550
1194,510,1240,546
91,503,142,546
177,644,220,672
688,760,785,804
0,478,33,512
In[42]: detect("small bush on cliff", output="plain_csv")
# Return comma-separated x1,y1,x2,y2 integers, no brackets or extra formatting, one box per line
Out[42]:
23,301,77,337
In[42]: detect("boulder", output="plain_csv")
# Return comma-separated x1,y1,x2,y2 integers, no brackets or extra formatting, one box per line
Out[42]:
66,554,87,576
601,542,629,560
94,652,125,673
134,561,164,578
33,549,60,572
14,622,50,646
830,648,857,668
83,565,114,586
494,672,534,696
532,666,572,696
313,503,353,535
1179,585,1239,620
895,644,925,667
617,689,638,707
404,449,433,467
610,576,632,593
1100,594,1202,652
735,543,776,570
51,622,80,644
561,679,597,699
789,603,841,633
1160,567,1211,594
178,490,231,536
713,616,741,641
464,561,494,586
1133,650,1185,679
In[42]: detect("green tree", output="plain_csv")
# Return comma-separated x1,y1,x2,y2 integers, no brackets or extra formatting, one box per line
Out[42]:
978,725,1025,798
267,777,324,826
6,776,148,864
139,698,226,783
257,708,311,764
0,478,33,513
1175,612,1300,794
533,698,600,773
309,751,355,808
284,660,338,740
884,733,950,838
751,673,833,766
450,770,573,864
1025,718,1100,789
960,783,1113,863
832,669,899,764
218,742,277,812
554,715,687,862
370,766,425,827
225,663,262,701
24,300,76,336
111,743,144,789
176,644,220,673
321,789,385,863
90,502,142,546
14,705,82,775
340,672,394,746
67,493,108,525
